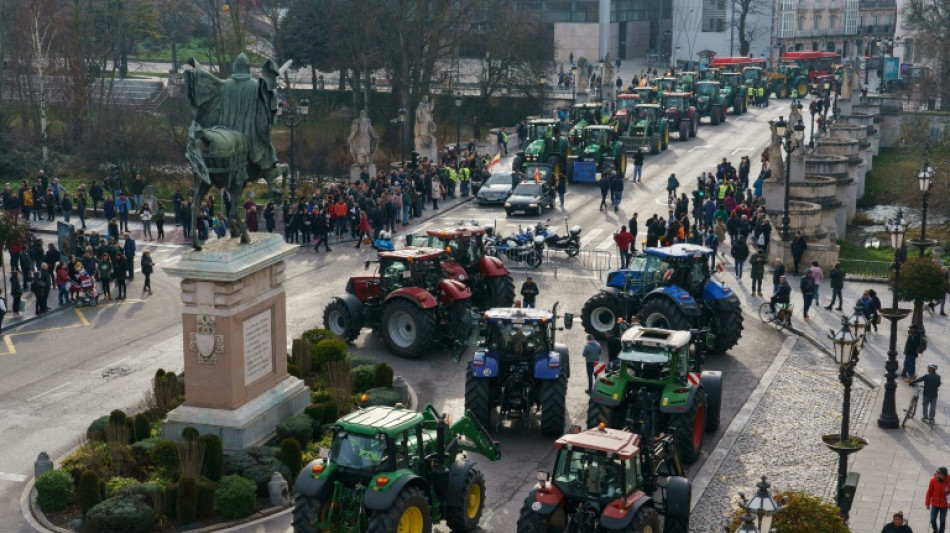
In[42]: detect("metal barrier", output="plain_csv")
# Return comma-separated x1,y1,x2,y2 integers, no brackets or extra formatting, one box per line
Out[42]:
838,258,891,279
541,248,614,279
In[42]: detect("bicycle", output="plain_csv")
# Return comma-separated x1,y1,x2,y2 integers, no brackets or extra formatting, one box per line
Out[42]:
758,302,793,330
902,384,921,428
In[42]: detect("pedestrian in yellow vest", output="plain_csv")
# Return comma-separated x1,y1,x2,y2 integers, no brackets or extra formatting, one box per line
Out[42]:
756,86,765,108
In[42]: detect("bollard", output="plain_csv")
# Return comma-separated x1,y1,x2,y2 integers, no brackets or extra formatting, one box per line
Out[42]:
35,452,53,478
393,376,410,406
268,472,290,506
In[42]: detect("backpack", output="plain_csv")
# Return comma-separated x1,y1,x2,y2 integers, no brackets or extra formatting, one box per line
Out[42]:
918,336,928,354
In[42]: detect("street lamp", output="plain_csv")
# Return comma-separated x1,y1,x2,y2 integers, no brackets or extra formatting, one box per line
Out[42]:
540,75,548,117
731,476,785,533
915,159,935,256
571,66,578,102
829,314,861,512
878,208,911,428
774,115,806,241
397,108,407,168
454,92,463,169
278,98,310,205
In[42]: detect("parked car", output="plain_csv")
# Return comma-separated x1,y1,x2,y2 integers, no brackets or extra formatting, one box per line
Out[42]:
477,173,517,205
505,181,556,217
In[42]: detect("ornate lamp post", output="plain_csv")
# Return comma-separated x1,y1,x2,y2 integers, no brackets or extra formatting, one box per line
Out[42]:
540,75,548,117
774,115,806,241
397,108,407,167
878,209,911,428
730,476,785,533
912,159,935,257
571,66,578,102
454,91,463,166
278,98,310,205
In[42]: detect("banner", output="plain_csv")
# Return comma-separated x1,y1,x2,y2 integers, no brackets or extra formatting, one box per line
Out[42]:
57,221,76,264
884,57,900,80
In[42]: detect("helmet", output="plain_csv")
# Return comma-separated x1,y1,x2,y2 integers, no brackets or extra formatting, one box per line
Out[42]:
534,235,545,245
483,226,495,237
929,364,938,370
569,225,582,236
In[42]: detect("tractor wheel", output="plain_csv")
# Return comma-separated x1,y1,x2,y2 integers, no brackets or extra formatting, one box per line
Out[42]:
567,158,576,183
485,274,516,307
624,504,661,533
540,372,567,435
366,486,432,533
547,156,561,178
513,155,525,173
710,108,720,126
797,81,809,97
322,300,361,342
516,494,559,533
465,363,493,429
710,305,744,354
701,372,723,432
445,468,486,532
776,84,789,99
291,495,321,533
690,115,698,137
654,135,663,154
587,398,624,429
581,292,623,340
640,298,691,331
380,299,435,359
525,249,542,269
662,477,692,533
678,121,689,141
672,390,706,464
566,241,580,257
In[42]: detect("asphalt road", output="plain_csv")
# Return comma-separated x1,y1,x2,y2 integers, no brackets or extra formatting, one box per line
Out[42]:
0,101,789,533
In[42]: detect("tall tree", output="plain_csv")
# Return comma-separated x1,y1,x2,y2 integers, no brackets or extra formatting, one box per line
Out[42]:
734,0,768,57
903,0,950,109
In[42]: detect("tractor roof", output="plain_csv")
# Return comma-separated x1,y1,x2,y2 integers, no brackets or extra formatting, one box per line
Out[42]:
620,326,691,349
555,426,641,459
663,92,691,97
696,81,721,85
483,307,554,322
584,125,615,131
644,243,714,259
379,247,444,262
529,118,560,125
336,406,424,437
572,103,602,109
635,103,661,109
617,93,640,100
426,225,486,239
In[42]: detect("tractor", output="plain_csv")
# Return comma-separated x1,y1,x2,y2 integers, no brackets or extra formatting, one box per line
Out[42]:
655,77,678,93
464,305,573,435
720,72,748,115
322,248,474,359
676,71,698,94
612,93,641,133
516,423,692,533
661,92,698,141
693,81,726,126
579,243,743,354
407,225,516,310
619,104,670,155
586,326,722,464
513,118,569,177
292,404,501,533
568,103,606,153
768,65,810,99
699,67,721,82
567,125,628,183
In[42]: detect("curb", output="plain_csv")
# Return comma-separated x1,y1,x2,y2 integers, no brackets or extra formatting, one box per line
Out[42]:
6,303,75,333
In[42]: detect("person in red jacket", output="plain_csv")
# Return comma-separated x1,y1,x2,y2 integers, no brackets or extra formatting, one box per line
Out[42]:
614,225,634,269
926,467,950,533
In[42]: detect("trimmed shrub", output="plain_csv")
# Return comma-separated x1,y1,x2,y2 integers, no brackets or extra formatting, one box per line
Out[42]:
196,480,216,519
224,446,290,494
729,490,851,533
78,470,102,515
276,413,314,447
132,414,151,443
162,484,177,520
61,442,114,483
85,495,155,533
149,440,179,476
351,364,376,393
349,356,378,369
176,476,198,524
312,338,348,370
199,434,223,481
109,409,128,426
35,469,75,512
86,416,111,442
373,362,395,388
363,387,401,407
301,328,334,346
181,427,199,442
105,476,140,498
311,389,333,404
287,364,302,378
304,401,339,425
280,438,303,481
292,338,313,377
130,437,160,468
215,475,257,520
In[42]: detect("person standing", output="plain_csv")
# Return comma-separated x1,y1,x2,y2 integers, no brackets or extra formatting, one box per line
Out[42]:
313,210,332,252
731,236,749,279
628,213,639,253
881,510,913,533
264,202,276,233
117,194,131,232
911,364,941,423
750,247,766,296
925,467,950,533
583,334,602,393
141,250,154,296
556,173,566,209
520,277,539,308
632,148,644,183
139,202,153,241
598,174,610,211
606,330,622,368
808,261,823,308
609,171,624,211
55,263,70,306
31,270,49,313
155,202,166,241
705,228,720,271
124,233,136,281
790,231,807,274
800,270,816,320
869,289,882,333
113,254,127,300
666,173,679,204
903,324,923,381
825,262,846,311
10,271,22,318
430,174,442,210
614,226,634,269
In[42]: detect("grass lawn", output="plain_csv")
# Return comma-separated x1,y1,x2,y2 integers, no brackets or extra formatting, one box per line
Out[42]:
131,38,265,65
837,239,896,262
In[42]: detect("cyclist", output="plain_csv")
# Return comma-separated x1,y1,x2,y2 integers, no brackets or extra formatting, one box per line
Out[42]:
770,275,791,315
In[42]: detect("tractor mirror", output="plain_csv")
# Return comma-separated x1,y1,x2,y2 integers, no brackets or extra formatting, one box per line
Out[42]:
563,312,574,329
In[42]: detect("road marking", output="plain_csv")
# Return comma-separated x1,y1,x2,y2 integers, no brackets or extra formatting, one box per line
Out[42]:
91,356,131,375
75,308,89,325
731,148,754,155
0,472,27,483
28,381,72,402
688,145,711,152
596,236,616,251
580,228,603,247
2,335,15,355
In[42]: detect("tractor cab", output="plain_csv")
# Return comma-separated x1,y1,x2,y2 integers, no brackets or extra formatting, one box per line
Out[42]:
655,77,678,93
613,93,641,129
416,225,488,271
377,248,445,296
632,104,661,125
743,66,764,86
633,86,656,103
677,71,698,93
580,125,615,153
721,72,743,90
569,103,603,126
663,92,691,115
547,427,641,507
619,327,691,385
642,244,713,298
518,118,568,175
482,308,556,357
695,81,720,98
699,68,721,81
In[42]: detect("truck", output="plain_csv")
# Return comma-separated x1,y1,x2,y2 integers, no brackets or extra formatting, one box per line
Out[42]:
693,81,726,125
567,125,628,183
292,404,501,533
587,326,722,463
579,244,744,354
323,248,474,358
513,119,569,177
619,103,670,154
464,305,573,435
661,92,698,140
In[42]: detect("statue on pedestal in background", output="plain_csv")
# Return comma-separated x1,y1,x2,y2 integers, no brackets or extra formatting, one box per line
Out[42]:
414,95,438,162
348,110,378,167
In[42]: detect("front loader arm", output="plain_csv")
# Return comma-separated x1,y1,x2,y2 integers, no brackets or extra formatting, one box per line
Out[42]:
451,410,502,461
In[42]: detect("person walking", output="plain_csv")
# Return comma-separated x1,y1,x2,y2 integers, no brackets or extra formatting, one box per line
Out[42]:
139,202,154,241
55,263,70,306
881,510,913,533
313,210,332,252
705,228,720,271
731,236,749,279
354,210,372,249
925,467,950,533
825,262,846,310
808,261,823,308
583,334,602,393
614,226,634,269
800,270,816,320
609,171,624,211
632,148,644,183
902,323,923,381
124,233,136,281
10,271,22,318
911,364,941,423
790,231,807,274
598,174,610,211
520,276,539,308
868,289,882,333
750,247,766,296
141,250,154,296
155,202,166,241
666,173,679,204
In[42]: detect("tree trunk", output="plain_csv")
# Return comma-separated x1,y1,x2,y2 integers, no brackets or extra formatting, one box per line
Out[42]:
171,39,179,73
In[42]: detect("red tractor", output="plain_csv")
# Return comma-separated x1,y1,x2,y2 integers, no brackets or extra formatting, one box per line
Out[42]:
322,248,475,359
407,225,516,309
662,91,699,141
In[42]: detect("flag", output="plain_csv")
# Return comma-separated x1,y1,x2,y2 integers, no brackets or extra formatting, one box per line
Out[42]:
488,152,501,169
716,262,725,273
533,167,541,183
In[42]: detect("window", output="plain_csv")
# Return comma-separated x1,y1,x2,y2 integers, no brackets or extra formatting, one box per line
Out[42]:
813,15,821,29
701,0,727,32
798,16,805,30
782,12,795,37
874,14,880,25
829,14,836,28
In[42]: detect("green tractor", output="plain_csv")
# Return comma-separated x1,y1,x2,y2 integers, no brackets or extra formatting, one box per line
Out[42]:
292,404,501,533
587,326,723,464
699,67,721,82
567,103,605,154
720,72,748,115
677,71,698,93
693,81,726,126
619,103,670,155
567,125,628,182
513,118,569,177
655,76,678,93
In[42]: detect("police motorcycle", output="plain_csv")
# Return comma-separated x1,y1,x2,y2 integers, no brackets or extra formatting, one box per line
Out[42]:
484,225,544,269
534,216,582,257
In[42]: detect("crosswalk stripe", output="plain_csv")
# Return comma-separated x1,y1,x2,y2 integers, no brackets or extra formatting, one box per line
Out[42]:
596,236,616,251
580,228,603,247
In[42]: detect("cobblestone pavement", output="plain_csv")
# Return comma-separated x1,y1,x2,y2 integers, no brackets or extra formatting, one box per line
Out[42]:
690,338,873,533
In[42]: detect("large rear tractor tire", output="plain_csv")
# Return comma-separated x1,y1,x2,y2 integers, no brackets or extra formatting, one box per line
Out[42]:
366,486,432,533
710,108,721,126
797,81,809,97
640,298,691,331
672,391,706,464
775,84,789,99
517,494,561,533
464,364,493,429
701,371,723,432
625,505,661,533
679,121,689,141
662,477,692,533
618,152,628,177
587,398,624,429
689,115,698,137
540,372,567,435
710,305,744,354
485,274,516,308
445,468,486,533
380,299,436,359
322,300,361,342
581,292,623,340
291,495,321,533
662,125,670,150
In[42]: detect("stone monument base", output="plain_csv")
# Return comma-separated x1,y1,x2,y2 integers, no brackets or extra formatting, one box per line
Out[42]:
349,163,376,184
770,239,841,273
163,376,309,452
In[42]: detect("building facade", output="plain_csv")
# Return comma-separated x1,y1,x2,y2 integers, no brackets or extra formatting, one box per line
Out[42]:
771,0,895,63
671,0,774,67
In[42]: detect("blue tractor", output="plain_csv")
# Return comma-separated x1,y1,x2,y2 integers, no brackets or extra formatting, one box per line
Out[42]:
580,244,743,354
464,305,573,435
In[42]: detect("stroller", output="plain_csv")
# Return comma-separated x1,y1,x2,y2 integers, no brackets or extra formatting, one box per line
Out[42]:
70,269,100,307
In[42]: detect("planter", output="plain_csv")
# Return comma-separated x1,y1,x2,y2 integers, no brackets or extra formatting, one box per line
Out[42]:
878,308,912,321
822,434,868,455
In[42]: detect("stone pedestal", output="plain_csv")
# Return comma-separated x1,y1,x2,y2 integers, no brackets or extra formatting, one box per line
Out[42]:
162,234,309,452
414,137,439,164
349,164,377,184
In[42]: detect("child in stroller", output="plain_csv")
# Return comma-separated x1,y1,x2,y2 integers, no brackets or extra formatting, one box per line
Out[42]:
70,268,100,307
